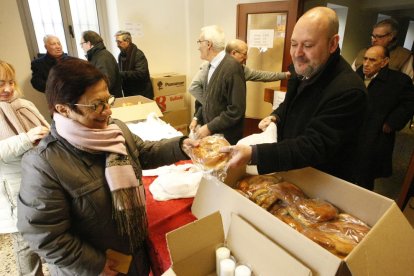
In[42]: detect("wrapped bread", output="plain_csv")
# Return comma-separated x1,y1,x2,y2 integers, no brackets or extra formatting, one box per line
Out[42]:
295,198,338,223
191,135,231,171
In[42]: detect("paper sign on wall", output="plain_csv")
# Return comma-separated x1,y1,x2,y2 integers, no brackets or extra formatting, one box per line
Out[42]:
124,22,144,38
248,29,274,48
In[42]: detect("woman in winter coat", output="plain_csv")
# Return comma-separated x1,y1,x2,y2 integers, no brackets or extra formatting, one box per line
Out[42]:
17,58,196,276
0,60,49,275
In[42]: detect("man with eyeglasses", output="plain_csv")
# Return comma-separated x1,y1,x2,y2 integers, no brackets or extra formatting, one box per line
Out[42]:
80,30,123,98
191,25,246,145
114,31,154,99
30,35,71,92
352,18,413,80
189,39,290,111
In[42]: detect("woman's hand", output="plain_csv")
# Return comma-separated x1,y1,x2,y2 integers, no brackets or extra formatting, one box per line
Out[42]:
99,258,119,276
26,126,49,144
181,138,199,155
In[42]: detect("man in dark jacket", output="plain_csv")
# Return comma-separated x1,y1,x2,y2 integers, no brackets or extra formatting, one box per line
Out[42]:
115,31,154,99
355,45,414,190
192,25,246,145
30,35,70,92
226,7,367,182
81,30,123,97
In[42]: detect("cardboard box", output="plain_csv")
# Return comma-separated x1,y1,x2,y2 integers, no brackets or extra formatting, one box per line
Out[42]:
111,95,163,123
155,92,187,113
161,109,190,127
164,212,311,276
151,73,186,97
192,167,414,276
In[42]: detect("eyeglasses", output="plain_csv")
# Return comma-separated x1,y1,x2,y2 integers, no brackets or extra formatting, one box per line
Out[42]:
197,39,208,44
371,33,391,39
0,80,15,88
72,95,115,113
235,50,248,57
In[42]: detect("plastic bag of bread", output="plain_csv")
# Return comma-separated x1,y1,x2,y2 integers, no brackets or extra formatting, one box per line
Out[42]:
190,135,231,180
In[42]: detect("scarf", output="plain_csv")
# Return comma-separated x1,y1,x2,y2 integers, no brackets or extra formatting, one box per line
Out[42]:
0,97,50,140
53,113,147,250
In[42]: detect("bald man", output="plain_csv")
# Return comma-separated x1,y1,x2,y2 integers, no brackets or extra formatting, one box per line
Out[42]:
226,7,367,182
31,35,70,92
355,45,414,190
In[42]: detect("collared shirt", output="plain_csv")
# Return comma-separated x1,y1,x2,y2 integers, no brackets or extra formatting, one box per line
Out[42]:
364,72,378,87
207,50,226,84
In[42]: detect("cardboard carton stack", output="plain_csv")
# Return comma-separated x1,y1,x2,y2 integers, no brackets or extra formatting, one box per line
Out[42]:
151,73,190,135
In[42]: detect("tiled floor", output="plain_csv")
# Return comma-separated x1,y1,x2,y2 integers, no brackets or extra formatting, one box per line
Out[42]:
1,124,413,276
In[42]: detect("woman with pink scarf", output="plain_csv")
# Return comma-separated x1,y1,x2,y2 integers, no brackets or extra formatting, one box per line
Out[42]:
17,58,196,276
0,60,49,275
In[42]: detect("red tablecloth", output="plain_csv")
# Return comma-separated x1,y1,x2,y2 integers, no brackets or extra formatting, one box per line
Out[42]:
144,164,197,276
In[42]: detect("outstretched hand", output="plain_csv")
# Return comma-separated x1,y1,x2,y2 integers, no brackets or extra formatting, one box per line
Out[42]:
220,144,252,169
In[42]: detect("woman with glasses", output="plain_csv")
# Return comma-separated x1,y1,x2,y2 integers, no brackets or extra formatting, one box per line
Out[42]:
17,58,196,276
0,60,49,275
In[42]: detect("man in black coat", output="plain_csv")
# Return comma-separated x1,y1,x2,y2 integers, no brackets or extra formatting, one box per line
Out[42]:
355,45,414,190
80,31,123,98
114,31,154,99
226,7,367,182
31,35,70,92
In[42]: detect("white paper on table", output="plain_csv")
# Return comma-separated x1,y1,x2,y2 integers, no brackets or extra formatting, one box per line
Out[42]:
149,168,203,201
237,122,277,175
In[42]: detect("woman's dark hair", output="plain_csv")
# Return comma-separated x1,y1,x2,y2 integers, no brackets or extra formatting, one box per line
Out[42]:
45,58,108,115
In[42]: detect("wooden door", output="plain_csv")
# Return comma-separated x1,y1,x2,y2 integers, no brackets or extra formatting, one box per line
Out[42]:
237,1,301,136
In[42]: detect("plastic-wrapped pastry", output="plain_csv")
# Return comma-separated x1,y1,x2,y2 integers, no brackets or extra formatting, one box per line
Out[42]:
273,207,305,232
294,198,338,223
315,218,370,243
268,182,307,205
191,135,231,171
302,227,357,257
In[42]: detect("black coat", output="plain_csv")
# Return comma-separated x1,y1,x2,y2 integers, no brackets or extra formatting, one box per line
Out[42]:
87,42,123,98
256,48,367,182
30,53,70,92
118,43,154,99
355,66,414,180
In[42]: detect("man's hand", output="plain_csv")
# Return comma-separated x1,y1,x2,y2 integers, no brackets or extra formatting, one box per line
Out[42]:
258,116,276,131
220,144,252,169
189,118,198,131
382,123,393,134
196,125,211,139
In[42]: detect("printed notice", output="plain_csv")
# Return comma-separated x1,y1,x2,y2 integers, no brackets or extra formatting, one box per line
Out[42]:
248,29,274,48
124,22,144,38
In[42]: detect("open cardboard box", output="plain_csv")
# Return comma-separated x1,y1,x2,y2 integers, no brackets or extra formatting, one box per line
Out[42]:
163,211,311,276
111,95,163,123
192,167,414,276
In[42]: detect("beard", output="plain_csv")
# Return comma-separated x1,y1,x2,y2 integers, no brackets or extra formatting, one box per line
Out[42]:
293,57,321,79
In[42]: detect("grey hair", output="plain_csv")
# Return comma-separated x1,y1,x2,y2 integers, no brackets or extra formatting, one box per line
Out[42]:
115,30,132,43
200,25,226,52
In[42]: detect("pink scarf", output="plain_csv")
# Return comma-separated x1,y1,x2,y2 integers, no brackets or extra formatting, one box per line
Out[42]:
0,97,50,140
53,113,147,249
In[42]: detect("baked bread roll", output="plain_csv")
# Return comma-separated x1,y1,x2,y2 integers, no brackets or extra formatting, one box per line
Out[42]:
191,135,231,170
316,218,370,243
